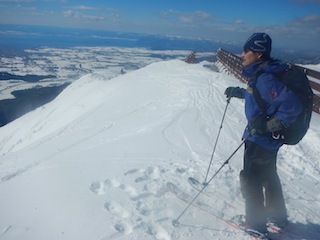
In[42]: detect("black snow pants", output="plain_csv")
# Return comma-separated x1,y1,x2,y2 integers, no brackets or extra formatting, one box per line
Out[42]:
240,140,288,233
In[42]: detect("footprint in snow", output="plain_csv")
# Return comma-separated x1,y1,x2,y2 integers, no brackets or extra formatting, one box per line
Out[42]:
90,179,121,195
148,223,171,240
104,201,130,218
114,220,133,235
89,181,106,195
91,165,192,239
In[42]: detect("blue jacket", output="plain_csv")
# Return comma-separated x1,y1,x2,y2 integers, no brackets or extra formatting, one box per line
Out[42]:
241,60,303,149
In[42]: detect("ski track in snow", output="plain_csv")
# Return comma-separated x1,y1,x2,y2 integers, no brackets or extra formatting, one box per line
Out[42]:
0,60,319,240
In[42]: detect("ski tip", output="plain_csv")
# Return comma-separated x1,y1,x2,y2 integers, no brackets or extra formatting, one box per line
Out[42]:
188,177,201,184
188,177,208,186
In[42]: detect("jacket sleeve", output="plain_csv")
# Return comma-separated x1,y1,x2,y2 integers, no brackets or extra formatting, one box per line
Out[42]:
256,73,303,125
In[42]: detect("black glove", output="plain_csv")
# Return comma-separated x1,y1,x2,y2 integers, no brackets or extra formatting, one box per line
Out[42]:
224,87,245,99
266,117,286,132
247,116,267,135
248,116,286,136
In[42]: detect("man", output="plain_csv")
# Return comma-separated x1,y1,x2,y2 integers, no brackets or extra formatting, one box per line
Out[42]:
224,33,302,234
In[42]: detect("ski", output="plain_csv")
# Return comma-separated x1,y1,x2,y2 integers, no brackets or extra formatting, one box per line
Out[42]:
166,182,275,240
188,177,284,236
188,176,205,191
267,223,285,235
188,177,236,209
166,182,213,212
226,215,275,240
230,215,280,240
230,214,285,235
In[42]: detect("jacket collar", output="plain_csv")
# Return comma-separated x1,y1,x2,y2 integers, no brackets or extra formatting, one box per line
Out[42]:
242,59,287,86
242,60,266,82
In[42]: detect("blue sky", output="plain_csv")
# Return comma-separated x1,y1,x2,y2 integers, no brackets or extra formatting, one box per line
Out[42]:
0,0,319,50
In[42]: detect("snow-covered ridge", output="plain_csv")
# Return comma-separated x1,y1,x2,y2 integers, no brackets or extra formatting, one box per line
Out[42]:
0,60,319,240
0,71,121,154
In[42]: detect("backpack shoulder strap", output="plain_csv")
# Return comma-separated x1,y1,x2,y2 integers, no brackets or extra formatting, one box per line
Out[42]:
251,61,270,116
252,86,267,116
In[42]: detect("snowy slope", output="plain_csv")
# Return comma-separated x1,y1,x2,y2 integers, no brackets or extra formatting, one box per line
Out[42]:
0,60,319,240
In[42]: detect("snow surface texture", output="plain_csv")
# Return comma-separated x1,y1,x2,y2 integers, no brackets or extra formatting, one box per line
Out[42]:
0,60,319,240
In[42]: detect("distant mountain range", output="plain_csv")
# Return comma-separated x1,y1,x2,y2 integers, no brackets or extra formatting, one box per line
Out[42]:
1,24,319,64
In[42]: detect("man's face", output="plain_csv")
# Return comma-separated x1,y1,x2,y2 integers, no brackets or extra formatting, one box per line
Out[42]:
241,50,262,67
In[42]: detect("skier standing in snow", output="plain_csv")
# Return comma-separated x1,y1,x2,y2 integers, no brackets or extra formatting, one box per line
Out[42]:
224,33,303,234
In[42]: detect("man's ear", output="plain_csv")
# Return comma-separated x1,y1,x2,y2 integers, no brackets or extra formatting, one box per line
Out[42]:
256,52,263,59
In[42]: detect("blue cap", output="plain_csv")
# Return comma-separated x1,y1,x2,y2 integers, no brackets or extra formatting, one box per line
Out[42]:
243,33,272,57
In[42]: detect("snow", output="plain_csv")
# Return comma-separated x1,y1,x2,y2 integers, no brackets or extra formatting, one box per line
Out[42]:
0,46,208,101
0,60,319,240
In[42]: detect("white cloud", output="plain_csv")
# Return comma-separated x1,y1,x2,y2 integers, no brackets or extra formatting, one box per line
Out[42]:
195,11,210,18
67,5,98,11
160,9,213,25
63,10,120,23
179,16,193,23
289,13,320,28
234,19,244,24
17,4,36,11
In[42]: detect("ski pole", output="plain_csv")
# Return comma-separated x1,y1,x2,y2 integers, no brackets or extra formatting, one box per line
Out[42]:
172,137,246,227
203,97,231,184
